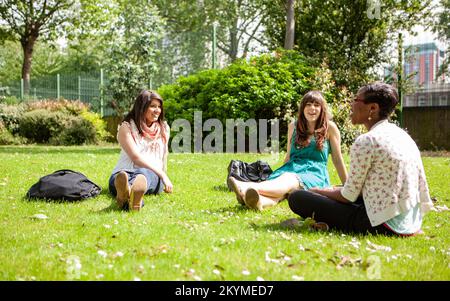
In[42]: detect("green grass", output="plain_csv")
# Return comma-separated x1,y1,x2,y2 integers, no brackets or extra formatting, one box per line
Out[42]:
0,145,449,281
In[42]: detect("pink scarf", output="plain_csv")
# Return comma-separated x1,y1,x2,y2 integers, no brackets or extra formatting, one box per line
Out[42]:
141,121,167,143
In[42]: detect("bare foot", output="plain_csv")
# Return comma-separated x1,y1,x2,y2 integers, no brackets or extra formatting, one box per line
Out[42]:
228,177,245,205
244,188,263,211
114,171,130,209
129,174,147,211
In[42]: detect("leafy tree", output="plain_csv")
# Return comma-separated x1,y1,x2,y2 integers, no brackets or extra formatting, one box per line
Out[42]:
150,0,270,88
209,0,269,62
262,0,432,90
0,41,22,83
433,0,449,77
0,0,77,94
151,0,212,87
104,0,165,115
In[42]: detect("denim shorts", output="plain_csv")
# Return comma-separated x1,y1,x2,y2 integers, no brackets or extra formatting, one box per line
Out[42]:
109,168,163,197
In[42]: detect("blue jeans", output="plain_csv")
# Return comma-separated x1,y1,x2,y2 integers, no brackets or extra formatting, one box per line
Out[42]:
109,168,163,199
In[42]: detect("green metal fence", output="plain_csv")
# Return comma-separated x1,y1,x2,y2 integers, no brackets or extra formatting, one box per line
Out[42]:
3,70,115,116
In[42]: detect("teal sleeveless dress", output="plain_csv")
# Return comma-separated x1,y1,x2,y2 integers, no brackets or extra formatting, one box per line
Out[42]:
267,126,331,189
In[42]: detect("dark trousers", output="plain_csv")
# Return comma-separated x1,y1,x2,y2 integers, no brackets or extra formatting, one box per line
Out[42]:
108,168,163,197
288,190,393,235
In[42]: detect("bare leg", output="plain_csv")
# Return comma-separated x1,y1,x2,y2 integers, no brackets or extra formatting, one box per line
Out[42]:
259,194,282,209
235,173,300,200
244,189,284,211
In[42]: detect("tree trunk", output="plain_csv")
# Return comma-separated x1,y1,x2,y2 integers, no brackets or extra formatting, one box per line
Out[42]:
21,35,37,96
284,0,295,50
229,17,239,61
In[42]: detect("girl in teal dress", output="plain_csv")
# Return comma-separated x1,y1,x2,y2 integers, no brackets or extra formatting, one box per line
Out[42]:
229,91,348,210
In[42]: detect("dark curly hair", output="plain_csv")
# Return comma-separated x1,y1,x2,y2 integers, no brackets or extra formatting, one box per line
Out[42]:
357,82,399,119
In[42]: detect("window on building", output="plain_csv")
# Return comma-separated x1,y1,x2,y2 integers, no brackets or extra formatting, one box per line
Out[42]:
418,95,427,106
439,95,448,106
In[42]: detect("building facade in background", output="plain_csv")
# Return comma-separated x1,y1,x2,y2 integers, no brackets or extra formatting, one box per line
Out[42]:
385,42,449,108
404,42,446,85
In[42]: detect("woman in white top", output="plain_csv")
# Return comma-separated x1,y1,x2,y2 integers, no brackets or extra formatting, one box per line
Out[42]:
288,82,434,235
109,90,173,211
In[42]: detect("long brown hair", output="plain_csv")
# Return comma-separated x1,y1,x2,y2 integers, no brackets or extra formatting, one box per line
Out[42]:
295,90,330,150
123,90,167,142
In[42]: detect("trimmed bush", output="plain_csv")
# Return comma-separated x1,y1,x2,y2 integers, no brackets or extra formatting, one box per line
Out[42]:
80,110,112,142
51,117,97,145
0,121,15,144
0,103,26,135
18,109,69,143
0,121,27,145
26,99,90,115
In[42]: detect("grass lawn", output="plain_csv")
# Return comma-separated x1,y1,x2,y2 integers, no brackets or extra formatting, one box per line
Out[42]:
0,145,449,281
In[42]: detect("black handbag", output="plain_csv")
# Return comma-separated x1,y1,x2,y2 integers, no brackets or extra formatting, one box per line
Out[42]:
26,169,102,201
226,160,273,190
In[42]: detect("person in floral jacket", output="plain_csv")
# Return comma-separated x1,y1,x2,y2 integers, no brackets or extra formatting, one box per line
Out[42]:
287,82,434,235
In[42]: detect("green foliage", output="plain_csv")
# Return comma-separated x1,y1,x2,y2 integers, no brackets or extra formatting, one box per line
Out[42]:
433,0,450,76
0,95,20,105
0,1,79,93
105,0,165,115
0,41,22,83
0,121,17,144
0,99,109,145
18,109,69,143
262,0,432,90
159,50,360,150
50,117,97,145
80,110,112,142
26,99,90,115
0,103,26,134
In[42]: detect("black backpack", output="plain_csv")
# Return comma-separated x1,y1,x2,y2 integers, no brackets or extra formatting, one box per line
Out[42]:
27,169,102,201
227,160,273,190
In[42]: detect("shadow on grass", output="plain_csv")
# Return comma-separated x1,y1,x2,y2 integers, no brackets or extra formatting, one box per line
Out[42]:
0,145,119,155
207,204,250,214
95,202,121,213
249,220,312,233
213,184,230,192
23,196,91,204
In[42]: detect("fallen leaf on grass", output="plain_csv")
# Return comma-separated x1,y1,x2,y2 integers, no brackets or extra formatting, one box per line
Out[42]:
287,260,307,268
30,214,48,220
366,240,392,252
112,251,124,259
265,251,292,265
329,254,362,270
348,238,361,250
